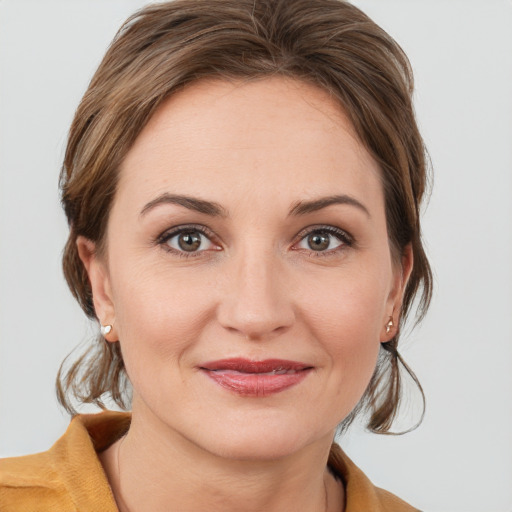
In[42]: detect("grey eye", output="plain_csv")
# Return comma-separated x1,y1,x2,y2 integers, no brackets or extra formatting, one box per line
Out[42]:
297,231,344,252
307,233,330,251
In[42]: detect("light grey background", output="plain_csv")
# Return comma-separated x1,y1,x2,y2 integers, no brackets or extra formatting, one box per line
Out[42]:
1,1,511,511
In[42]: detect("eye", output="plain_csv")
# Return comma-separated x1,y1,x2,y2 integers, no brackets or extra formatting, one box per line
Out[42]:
159,226,219,255
294,226,351,253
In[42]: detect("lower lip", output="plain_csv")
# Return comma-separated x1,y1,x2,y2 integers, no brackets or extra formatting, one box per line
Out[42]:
203,369,311,397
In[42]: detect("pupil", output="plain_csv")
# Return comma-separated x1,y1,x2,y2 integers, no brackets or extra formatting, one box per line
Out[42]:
178,232,201,251
308,233,329,251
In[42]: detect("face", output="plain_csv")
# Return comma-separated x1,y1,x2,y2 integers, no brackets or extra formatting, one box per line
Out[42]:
80,77,411,460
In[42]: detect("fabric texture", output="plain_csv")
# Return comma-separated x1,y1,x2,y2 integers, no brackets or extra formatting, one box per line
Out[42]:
0,411,419,511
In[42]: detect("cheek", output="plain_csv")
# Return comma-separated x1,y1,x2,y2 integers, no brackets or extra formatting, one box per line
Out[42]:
110,260,216,371
302,265,388,340
299,269,388,397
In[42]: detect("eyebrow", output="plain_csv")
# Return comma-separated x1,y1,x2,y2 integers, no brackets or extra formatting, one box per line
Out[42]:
288,194,370,217
140,192,370,219
140,193,228,218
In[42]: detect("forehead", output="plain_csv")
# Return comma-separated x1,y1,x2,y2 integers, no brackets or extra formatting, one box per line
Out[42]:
117,77,383,213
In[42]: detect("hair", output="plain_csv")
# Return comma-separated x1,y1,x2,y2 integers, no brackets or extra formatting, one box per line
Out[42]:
57,0,433,433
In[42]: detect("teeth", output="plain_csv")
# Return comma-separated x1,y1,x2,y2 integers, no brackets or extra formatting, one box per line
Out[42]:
259,369,297,375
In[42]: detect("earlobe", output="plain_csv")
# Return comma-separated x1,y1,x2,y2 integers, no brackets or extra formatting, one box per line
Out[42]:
385,316,394,334
76,236,117,341
381,244,414,341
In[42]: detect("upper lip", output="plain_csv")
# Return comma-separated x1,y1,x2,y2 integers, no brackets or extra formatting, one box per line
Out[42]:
200,358,312,373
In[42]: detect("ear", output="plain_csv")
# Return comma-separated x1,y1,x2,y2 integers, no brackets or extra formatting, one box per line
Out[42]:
381,243,414,342
76,236,118,342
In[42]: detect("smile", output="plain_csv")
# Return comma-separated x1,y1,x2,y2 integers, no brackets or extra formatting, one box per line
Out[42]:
199,358,313,397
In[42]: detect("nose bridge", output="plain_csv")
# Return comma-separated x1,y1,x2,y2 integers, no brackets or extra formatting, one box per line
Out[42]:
218,239,294,339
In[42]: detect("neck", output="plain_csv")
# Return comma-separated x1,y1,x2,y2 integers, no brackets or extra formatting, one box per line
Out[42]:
100,406,344,512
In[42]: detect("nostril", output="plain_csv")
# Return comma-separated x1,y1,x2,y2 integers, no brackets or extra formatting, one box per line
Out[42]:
217,305,295,340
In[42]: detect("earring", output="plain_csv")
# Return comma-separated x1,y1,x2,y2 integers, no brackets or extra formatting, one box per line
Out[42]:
385,317,394,334
100,324,113,336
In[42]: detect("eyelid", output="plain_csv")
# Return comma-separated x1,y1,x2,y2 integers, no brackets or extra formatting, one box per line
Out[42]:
295,224,353,241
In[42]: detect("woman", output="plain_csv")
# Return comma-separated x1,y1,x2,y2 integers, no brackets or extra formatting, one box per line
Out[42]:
0,0,432,510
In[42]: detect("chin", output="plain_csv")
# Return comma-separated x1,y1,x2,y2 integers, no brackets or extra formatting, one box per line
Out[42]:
191,413,329,462
206,431,308,461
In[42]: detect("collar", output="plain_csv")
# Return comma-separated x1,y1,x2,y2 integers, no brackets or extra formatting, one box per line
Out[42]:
54,411,418,511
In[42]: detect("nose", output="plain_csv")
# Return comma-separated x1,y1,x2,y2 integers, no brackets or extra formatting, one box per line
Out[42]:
217,247,295,340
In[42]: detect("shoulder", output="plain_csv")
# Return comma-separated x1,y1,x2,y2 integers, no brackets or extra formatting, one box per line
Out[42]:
328,443,421,512
0,450,74,511
0,411,129,512
371,486,421,512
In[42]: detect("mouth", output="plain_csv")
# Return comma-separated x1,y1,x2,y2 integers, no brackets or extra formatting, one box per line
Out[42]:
199,358,313,397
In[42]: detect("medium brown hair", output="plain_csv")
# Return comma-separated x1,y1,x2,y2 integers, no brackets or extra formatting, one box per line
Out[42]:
58,0,432,433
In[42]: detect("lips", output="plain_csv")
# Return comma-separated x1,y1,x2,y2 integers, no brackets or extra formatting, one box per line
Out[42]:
200,358,313,397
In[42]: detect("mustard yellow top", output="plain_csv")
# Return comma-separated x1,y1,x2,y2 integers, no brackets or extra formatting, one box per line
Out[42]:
0,411,419,511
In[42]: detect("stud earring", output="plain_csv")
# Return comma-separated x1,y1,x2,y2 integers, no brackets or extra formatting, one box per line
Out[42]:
385,317,394,334
100,324,113,336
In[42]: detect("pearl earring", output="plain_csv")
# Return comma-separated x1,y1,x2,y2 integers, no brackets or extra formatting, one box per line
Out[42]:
385,317,394,334
100,324,113,336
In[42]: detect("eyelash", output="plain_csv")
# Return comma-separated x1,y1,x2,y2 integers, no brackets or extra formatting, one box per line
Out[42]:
156,224,354,258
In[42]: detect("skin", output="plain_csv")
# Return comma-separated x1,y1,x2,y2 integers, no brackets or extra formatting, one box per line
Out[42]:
78,77,412,512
